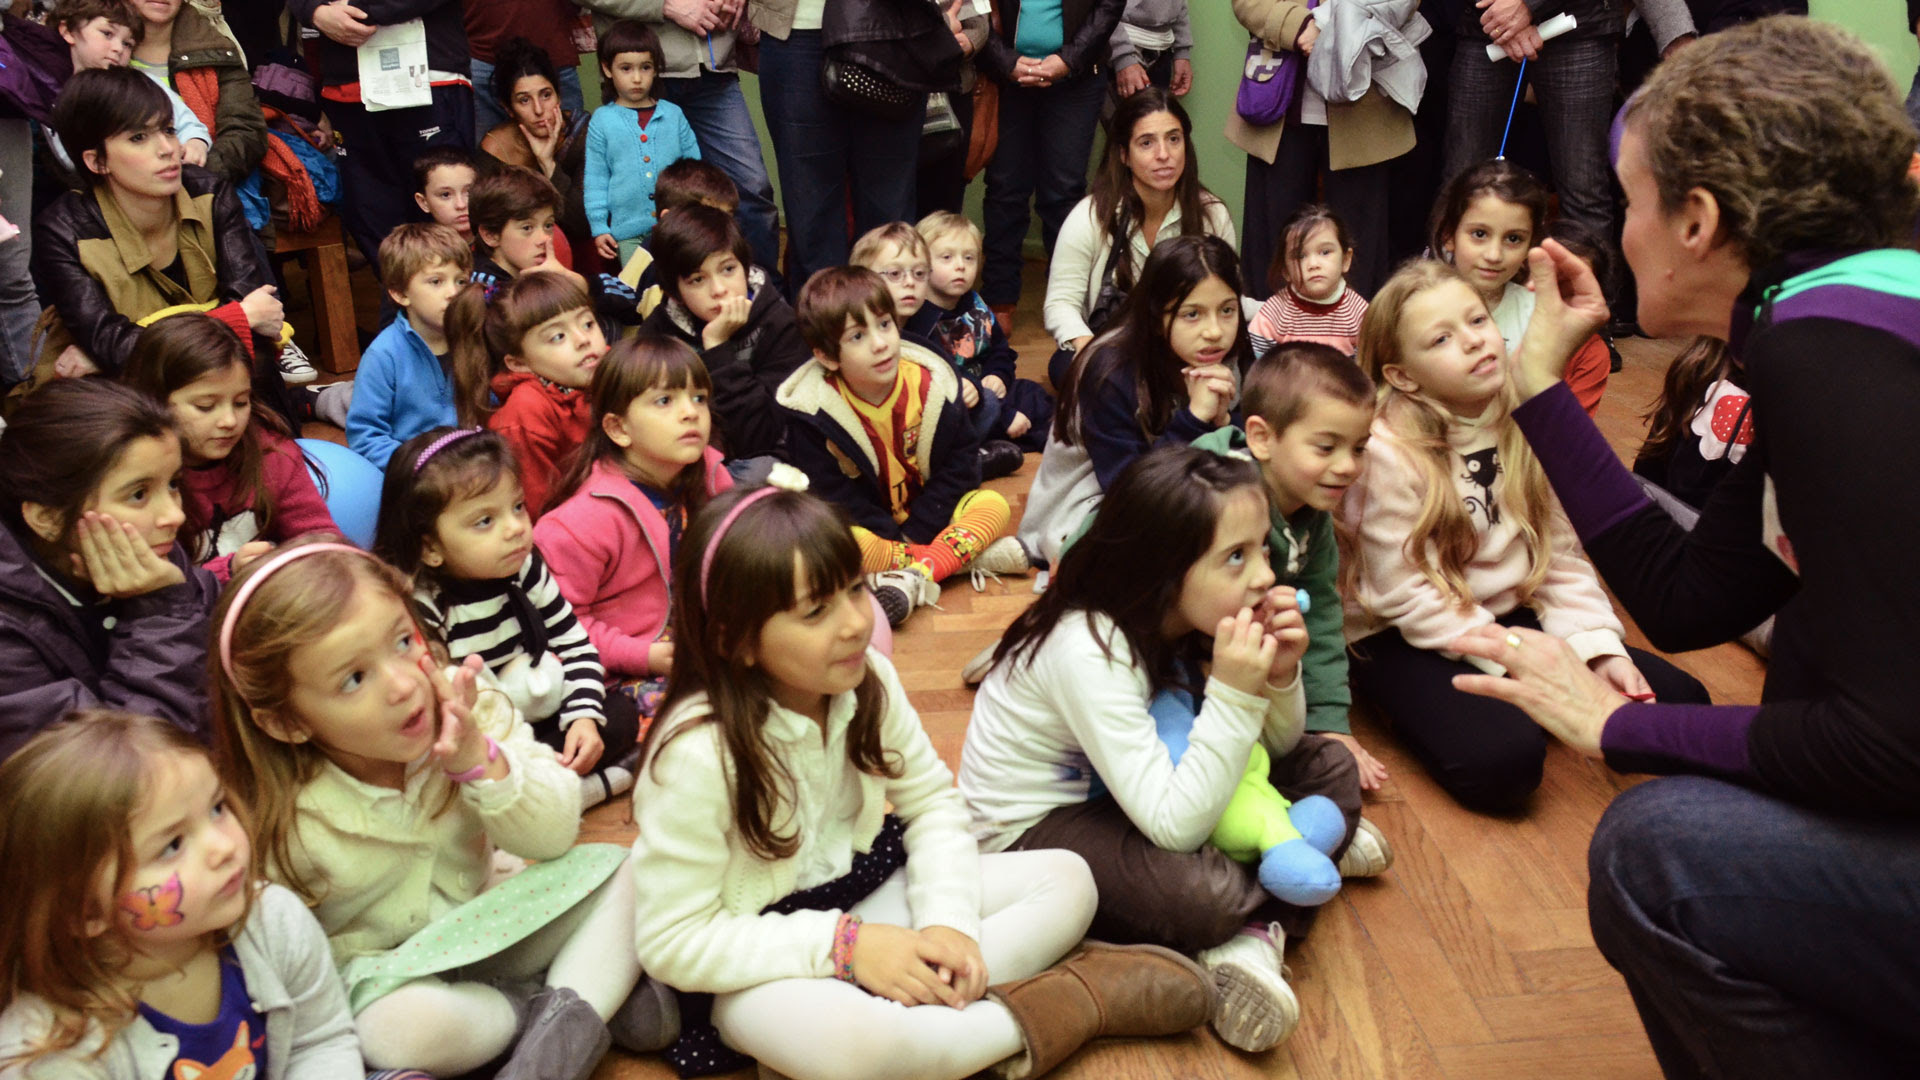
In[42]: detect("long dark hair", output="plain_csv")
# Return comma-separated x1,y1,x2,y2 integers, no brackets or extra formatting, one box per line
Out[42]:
1428,159,1549,283
1090,88,1214,293
373,427,521,577
551,334,716,510
993,447,1266,691
1052,234,1250,446
124,315,312,557
0,379,175,546
1638,336,1734,467
490,36,562,110
649,488,900,862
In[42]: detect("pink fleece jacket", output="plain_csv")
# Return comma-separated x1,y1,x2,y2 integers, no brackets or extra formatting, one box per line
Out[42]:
1340,409,1626,674
533,451,733,677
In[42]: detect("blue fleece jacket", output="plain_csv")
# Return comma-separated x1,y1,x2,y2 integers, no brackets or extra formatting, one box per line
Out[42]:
583,100,701,243
346,315,458,470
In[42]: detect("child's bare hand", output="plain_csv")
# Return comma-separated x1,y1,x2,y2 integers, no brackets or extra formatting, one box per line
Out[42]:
71,512,184,597
960,379,980,408
851,921,963,1007
53,345,98,379
229,541,275,576
981,375,1007,397
702,294,752,348
240,284,283,336
1253,587,1309,684
594,233,620,261
560,717,605,774
917,925,989,1006
1324,732,1389,791
1589,654,1656,702
647,641,674,676
1184,363,1235,424
1005,410,1032,439
1212,608,1278,698
425,654,492,772
183,139,210,167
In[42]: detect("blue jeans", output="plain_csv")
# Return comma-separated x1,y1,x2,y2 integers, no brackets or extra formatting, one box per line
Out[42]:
657,70,782,287
1444,34,1618,240
1589,776,1920,1078
982,70,1107,306
470,59,583,135
0,118,37,387
758,29,925,286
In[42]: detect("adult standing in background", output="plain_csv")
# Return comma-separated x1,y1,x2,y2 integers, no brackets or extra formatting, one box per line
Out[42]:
0,10,64,390
1227,0,1412,300
464,0,588,132
129,0,268,187
580,0,782,283
978,0,1127,327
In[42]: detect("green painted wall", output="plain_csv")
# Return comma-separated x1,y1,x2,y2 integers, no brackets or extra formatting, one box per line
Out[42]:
588,2,1920,240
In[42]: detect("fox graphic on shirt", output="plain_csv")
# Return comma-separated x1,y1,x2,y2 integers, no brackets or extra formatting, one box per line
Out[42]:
173,1021,257,1080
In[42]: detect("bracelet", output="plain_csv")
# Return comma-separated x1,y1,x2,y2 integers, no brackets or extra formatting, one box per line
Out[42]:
831,912,862,983
443,736,500,783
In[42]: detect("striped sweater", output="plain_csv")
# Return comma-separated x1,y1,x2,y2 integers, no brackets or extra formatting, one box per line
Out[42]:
416,550,607,730
1249,284,1369,359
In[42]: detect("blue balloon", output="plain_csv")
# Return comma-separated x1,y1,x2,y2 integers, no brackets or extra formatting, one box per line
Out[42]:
297,439,384,549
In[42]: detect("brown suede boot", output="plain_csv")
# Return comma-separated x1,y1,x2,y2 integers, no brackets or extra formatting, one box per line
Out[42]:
987,942,1215,1079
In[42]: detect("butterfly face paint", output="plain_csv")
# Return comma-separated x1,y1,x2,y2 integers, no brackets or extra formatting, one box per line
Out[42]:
113,751,251,949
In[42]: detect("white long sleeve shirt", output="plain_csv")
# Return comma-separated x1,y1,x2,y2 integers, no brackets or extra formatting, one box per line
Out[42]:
1043,194,1238,349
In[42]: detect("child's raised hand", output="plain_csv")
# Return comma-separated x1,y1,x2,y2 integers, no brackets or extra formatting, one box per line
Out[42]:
960,378,980,408
594,234,621,261
1211,607,1279,698
1184,363,1235,424
1254,587,1309,685
559,716,605,775
917,925,989,1006
1325,732,1390,791
702,294,753,348
71,512,185,598
52,345,99,379
851,921,965,1008
424,654,491,771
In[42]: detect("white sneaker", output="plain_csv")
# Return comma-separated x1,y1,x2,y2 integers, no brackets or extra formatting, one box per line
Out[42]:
580,766,634,810
1197,922,1300,1052
866,569,941,627
968,535,1032,591
960,642,996,687
278,340,319,384
1337,817,1394,878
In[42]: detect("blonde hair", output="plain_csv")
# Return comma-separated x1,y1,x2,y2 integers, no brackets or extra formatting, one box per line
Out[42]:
1346,260,1555,610
209,539,450,904
915,210,981,254
850,222,929,269
0,711,254,1063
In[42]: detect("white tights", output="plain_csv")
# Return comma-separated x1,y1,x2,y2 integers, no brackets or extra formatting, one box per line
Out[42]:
354,857,641,1074
713,848,1097,1080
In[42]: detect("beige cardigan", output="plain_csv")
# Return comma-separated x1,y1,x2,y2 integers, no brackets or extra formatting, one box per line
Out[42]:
1227,0,1415,170
630,650,982,994
285,672,584,966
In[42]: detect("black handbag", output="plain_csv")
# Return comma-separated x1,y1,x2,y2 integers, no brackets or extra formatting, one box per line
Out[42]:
821,55,925,121
821,0,963,119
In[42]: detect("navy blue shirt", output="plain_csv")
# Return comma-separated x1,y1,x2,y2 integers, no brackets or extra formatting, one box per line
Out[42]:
138,948,267,1080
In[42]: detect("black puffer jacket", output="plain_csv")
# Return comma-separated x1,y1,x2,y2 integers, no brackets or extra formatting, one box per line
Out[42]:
980,0,1128,81
31,168,270,375
640,267,812,461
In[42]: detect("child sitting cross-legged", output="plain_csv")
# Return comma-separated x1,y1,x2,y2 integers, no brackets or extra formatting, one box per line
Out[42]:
347,223,470,470
375,427,643,809
913,211,1055,456
777,267,1032,627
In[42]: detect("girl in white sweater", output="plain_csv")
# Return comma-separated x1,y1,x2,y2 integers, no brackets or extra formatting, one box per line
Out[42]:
629,483,1213,1080
962,446,1356,1056
1342,262,1708,813
209,540,670,1080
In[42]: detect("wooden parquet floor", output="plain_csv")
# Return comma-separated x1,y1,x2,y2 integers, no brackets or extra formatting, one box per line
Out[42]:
291,258,1763,1079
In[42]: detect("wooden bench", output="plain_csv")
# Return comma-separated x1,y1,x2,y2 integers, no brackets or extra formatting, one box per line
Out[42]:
274,214,359,375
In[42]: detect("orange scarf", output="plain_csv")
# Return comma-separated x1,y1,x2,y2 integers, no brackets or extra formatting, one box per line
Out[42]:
175,67,323,232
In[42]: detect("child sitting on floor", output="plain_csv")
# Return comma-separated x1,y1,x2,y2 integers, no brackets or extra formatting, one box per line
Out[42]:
1247,204,1369,359
413,146,479,243
347,223,470,470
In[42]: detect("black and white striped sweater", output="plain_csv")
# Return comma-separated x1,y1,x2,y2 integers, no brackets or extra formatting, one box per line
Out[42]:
416,550,607,729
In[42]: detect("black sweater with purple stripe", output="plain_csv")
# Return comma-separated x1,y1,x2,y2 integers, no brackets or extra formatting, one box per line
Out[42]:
1512,249,1920,815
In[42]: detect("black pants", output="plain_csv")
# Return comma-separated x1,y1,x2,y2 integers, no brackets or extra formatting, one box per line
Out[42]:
1242,124,1392,300
327,85,476,266
532,689,643,779
915,88,974,219
1351,609,1710,814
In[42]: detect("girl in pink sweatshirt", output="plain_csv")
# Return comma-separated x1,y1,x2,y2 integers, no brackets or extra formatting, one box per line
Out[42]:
536,335,731,728
1338,262,1708,814
123,315,336,583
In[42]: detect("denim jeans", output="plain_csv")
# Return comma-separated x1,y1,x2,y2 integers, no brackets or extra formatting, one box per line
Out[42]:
1443,34,1618,240
982,70,1107,306
758,30,925,286
1589,776,1920,1078
470,59,583,136
0,118,38,387
657,70,783,286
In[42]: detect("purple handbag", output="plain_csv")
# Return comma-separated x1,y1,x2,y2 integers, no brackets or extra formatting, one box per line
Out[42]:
1234,0,1316,126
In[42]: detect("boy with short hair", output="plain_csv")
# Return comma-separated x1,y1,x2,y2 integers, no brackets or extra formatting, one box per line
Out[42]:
912,210,1055,454
48,0,211,174
347,223,472,469
778,267,1031,623
470,166,639,330
413,147,479,242
616,158,742,318
852,221,1026,480
1190,343,1396,849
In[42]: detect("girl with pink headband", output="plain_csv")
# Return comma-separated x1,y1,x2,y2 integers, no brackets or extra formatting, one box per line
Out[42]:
209,538,675,1080
627,484,1214,1080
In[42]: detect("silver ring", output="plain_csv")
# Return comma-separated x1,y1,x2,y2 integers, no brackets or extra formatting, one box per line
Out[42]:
1505,632,1524,650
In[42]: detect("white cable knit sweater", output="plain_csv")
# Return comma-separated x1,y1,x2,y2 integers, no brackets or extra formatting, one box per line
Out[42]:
1341,409,1626,674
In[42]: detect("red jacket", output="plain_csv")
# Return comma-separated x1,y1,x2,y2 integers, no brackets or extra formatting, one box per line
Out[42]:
488,370,593,518
1564,334,1611,418
181,428,338,582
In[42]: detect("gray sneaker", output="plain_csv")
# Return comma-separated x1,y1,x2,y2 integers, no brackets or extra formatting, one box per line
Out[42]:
866,569,940,627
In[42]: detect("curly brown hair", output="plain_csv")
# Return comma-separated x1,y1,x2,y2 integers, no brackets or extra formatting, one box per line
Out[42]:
1623,16,1919,272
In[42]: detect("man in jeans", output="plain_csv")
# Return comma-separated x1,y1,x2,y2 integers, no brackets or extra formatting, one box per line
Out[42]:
580,0,781,287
